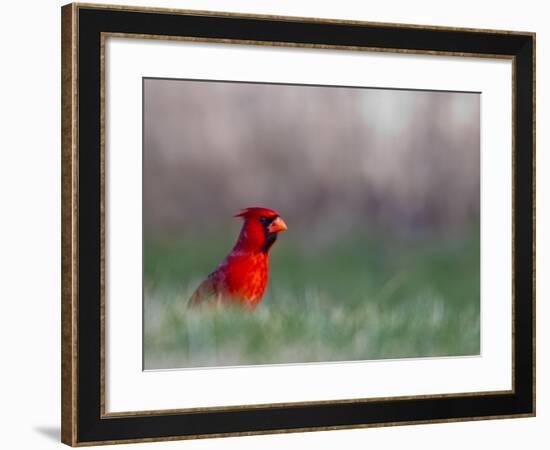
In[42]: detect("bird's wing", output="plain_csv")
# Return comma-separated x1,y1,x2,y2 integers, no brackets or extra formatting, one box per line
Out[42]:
188,274,221,307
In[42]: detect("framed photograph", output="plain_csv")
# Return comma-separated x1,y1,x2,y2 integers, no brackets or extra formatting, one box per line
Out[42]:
61,3,535,446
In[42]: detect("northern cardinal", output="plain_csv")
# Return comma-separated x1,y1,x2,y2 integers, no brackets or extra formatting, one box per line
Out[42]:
188,207,288,308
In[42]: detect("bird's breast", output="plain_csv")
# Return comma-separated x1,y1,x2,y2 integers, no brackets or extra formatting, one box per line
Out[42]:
222,252,269,306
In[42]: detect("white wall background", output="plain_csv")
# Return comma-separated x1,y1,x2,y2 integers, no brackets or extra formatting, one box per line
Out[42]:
0,0,546,448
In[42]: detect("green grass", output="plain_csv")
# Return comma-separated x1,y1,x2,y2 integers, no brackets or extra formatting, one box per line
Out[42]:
143,232,480,369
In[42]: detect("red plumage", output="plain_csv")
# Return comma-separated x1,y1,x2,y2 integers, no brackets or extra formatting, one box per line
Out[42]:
188,207,288,308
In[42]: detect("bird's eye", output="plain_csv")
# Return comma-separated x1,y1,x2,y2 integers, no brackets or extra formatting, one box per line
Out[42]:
259,216,276,225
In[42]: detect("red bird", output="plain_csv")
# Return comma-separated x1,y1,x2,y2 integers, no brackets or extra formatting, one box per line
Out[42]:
188,207,288,308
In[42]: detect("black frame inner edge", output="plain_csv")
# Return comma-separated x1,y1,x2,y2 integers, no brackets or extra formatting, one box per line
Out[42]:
75,6,534,443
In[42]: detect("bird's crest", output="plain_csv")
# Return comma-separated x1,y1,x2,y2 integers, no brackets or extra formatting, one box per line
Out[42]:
234,207,279,219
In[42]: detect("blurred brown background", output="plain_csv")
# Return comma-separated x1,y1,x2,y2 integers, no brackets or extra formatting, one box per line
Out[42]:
143,78,479,241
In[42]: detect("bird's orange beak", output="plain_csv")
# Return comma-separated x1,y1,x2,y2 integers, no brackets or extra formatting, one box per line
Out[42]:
268,216,288,233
